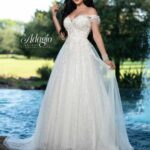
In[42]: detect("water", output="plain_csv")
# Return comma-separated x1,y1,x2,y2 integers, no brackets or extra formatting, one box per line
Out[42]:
121,89,150,150
0,88,144,138
124,57,150,131
124,88,150,132
0,89,44,139
122,56,150,150
0,88,149,150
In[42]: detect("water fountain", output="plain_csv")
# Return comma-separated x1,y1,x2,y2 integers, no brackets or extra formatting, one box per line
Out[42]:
125,58,150,131
123,37,150,149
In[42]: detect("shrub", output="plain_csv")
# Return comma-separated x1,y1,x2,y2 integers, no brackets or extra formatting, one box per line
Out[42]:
37,65,51,81
120,69,143,89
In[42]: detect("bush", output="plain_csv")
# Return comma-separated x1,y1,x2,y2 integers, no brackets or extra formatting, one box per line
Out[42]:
120,69,143,89
37,65,52,81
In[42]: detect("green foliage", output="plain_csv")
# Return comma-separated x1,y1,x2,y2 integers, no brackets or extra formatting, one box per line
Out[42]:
120,68,143,88
0,29,19,53
0,19,24,54
0,19,24,30
17,0,150,89
19,10,64,59
0,75,47,90
37,65,52,81
95,0,150,81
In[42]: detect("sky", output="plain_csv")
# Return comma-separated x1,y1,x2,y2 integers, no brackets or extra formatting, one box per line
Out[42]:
0,0,52,22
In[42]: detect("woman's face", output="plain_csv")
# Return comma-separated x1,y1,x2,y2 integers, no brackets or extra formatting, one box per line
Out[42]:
72,0,84,5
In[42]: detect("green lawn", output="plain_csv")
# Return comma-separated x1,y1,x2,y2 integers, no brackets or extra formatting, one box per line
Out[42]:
0,54,149,78
0,54,54,78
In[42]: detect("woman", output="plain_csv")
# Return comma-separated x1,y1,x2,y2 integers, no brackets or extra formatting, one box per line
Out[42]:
3,0,134,149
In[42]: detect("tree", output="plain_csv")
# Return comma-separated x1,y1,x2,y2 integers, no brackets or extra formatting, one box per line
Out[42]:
95,0,150,82
18,0,150,84
19,9,64,59
0,19,24,54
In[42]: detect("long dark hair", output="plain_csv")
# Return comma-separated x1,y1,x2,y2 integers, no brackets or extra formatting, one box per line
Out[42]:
59,0,100,55
60,0,95,37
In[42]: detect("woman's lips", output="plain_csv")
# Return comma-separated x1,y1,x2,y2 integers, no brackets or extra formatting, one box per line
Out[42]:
74,0,80,2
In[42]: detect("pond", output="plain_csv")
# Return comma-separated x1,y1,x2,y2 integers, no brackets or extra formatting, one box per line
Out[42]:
0,88,150,150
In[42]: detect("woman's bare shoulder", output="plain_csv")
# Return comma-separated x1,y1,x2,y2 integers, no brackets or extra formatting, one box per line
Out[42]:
86,7,98,15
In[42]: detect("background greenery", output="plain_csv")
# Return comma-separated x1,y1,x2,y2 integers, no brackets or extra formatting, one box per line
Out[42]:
0,0,150,89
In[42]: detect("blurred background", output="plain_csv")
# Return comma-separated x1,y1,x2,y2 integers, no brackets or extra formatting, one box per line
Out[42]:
0,0,150,150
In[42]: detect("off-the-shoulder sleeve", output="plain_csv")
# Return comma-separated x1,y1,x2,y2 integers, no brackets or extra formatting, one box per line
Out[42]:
88,15,101,24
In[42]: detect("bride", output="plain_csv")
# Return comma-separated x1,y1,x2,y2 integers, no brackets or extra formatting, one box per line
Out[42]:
3,0,134,150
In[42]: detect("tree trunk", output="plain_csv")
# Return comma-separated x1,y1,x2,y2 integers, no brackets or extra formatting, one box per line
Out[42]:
115,59,120,84
114,0,121,84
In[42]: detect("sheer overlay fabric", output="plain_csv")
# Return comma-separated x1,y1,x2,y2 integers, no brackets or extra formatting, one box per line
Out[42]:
3,15,134,150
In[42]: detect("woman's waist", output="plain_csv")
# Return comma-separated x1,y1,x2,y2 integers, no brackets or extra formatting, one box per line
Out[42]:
66,35,89,42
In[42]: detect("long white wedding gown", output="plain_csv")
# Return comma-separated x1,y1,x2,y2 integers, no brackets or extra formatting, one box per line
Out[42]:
3,14,134,150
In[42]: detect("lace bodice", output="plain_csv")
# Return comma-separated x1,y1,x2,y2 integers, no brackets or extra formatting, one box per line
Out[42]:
64,15,100,40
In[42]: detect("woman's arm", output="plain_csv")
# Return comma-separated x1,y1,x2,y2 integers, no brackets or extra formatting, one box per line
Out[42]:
50,4,65,41
89,8,115,69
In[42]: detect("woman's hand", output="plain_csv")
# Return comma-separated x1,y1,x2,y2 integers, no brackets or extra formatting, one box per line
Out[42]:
50,3,59,17
50,3,65,41
104,60,116,70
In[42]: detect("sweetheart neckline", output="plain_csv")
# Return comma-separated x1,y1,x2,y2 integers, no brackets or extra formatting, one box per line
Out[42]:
66,14,99,22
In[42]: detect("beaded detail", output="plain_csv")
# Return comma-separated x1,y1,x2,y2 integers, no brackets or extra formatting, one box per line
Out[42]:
64,15,101,40
88,15,101,24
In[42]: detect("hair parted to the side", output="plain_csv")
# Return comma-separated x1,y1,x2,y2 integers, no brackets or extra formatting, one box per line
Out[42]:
59,0,100,56
59,0,95,37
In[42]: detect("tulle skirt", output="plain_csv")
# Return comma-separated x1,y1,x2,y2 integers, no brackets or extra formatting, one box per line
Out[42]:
3,37,134,150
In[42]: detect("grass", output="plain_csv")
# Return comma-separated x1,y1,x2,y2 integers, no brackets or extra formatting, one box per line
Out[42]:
0,54,149,89
0,54,54,78
0,54,149,78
